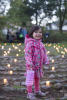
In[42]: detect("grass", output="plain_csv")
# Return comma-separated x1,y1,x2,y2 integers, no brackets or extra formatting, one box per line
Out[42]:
13,85,24,89
0,42,67,57
45,42,67,56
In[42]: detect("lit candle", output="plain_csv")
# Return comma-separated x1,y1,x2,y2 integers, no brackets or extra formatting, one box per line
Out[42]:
3,78,8,84
19,49,21,52
47,51,50,54
64,48,67,53
4,51,7,53
16,54,19,57
14,59,17,62
52,66,55,71
4,53,7,56
46,81,50,87
14,46,18,49
4,43,7,45
9,48,11,51
61,51,65,55
2,46,4,49
19,43,21,45
12,44,15,48
24,49,25,52
9,70,13,75
54,46,56,48
7,64,11,68
62,55,64,58
7,51,10,54
18,43,21,46
51,59,55,63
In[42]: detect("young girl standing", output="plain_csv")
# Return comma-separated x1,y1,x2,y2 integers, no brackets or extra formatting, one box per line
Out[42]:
25,25,49,99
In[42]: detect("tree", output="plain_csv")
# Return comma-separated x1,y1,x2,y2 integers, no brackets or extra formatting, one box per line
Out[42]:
0,16,7,29
7,0,33,26
0,0,10,15
0,0,10,29
25,0,45,25
56,0,67,32
25,0,67,32
43,0,67,32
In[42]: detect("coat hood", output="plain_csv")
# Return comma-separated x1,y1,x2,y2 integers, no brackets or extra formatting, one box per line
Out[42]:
25,34,41,46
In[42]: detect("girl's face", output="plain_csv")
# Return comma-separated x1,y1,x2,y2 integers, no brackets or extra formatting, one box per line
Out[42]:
33,28,42,39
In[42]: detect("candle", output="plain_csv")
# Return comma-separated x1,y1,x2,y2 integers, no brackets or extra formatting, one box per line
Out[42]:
9,48,11,51
7,51,10,54
7,64,11,68
18,43,21,46
46,81,50,87
3,78,8,84
24,49,25,52
9,70,13,75
56,48,59,53
14,59,17,62
4,43,7,45
47,51,50,54
51,59,55,63
13,45,15,48
62,55,64,58
19,49,21,52
16,54,19,57
14,46,18,49
52,66,55,71
4,53,7,56
54,46,56,48
57,49,59,53
4,51,7,53
2,46,4,49
64,48,67,53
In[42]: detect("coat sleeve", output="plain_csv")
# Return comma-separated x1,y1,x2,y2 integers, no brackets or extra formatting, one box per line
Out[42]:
25,43,34,69
43,47,49,65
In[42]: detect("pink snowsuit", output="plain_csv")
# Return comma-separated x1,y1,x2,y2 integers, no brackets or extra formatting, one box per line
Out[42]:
25,34,49,93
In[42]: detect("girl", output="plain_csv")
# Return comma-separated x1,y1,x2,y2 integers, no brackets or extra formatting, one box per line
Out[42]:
25,25,49,99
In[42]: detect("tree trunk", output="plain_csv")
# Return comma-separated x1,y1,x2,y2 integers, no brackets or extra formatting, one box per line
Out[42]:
59,24,63,33
36,13,38,25
59,0,67,33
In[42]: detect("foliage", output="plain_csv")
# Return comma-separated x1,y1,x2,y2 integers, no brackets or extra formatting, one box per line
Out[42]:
25,0,45,25
0,16,7,42
43,31,67,43
7,0,33,26
0,30,6,42
43,0,67,32
0,0,10,30
0,16,7,29
0,0,9,15
54,0,67,32
25,0,67,32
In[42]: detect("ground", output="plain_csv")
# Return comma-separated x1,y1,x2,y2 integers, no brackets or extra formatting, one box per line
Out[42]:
0,43,67,100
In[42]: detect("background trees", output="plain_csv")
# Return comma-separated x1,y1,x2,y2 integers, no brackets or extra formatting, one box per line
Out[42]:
7,0,33,26
0,0,67,32
24,0,67,32
0,0,9,29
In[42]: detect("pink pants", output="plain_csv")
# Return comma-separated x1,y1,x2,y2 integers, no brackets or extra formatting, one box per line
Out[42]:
27,76,40,93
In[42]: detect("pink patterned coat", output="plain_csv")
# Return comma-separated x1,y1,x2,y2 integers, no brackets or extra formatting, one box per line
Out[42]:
25,34,49,78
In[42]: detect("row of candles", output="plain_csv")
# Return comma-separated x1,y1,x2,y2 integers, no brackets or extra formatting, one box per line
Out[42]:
3,79,51,87
0,44,21,85
3,63,55,87
1,44,67,59
3,78,51,87
1,43,66,87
